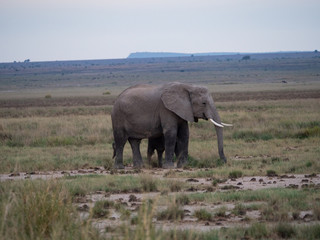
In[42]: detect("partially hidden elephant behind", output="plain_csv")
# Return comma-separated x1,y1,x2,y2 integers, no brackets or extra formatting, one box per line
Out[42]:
147,135,181,168
111,82,231,169
113,136,174,168
147,136,165,168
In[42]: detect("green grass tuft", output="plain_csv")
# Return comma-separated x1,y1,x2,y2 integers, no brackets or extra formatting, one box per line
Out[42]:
229,170,243,179
194,209,213,221
275,222,296,239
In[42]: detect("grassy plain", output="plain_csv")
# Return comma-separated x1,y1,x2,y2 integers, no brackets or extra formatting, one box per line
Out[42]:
1,98,319,175
1,52,320,239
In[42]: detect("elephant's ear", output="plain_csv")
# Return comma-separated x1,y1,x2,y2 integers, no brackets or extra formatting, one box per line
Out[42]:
161,83,194,122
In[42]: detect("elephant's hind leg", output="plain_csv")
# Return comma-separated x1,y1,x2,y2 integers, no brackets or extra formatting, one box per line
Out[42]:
157,149,164,168
128,138,143,168
113,132,127,169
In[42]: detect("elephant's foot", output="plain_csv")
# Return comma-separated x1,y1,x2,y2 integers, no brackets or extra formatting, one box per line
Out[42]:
133,163,143,169
177,161,187,168
220,156,227,163
133,159,143,169
162,161,174,169
114,163,125,169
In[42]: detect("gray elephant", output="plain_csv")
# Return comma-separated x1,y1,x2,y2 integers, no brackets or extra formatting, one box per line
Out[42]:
113,136,173,168
111,82,231,169
147,136,165,168
147,135,182,168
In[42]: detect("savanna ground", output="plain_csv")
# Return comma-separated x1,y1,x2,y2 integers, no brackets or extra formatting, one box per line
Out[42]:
1,52,320,239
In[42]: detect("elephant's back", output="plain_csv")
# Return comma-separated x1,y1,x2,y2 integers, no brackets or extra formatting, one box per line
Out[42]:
112,84,161,116
115,84,160,104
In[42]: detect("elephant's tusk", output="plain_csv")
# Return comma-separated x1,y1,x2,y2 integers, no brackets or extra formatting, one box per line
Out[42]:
221,122,233,127
209,118,224,128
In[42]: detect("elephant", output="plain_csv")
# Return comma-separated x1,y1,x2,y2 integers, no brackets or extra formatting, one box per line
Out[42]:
147,136,165,168
111,82,231,169
147,135,183,168
113,136,173,168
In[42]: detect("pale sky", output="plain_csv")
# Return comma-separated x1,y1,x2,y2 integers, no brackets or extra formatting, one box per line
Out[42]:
0,0,319,62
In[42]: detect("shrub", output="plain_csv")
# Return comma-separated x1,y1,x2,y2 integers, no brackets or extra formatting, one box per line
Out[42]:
233,203,247,216
140,175,158,192
246,222,269,239
168,180,183,192
296,126,320,139
157,202,184,221
91,200,110,218
214,206,227,217
313,202,320,220
175,194,190,205
242,55,251,60
194,209,213,221
266,169,277,177
299,224,320,239
229,170,243,179
275,223,296,239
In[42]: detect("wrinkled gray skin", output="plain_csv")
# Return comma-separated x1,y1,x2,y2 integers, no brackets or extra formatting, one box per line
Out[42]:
111,82,226,169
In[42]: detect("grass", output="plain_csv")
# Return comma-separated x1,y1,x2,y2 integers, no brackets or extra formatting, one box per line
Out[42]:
1,98,319,175
228,170,243,178
0,180,101,240
182,188,320,211
157,206,185,221
275,222,296,239
1,54,320,239
91,200,110,218
194,209,213,221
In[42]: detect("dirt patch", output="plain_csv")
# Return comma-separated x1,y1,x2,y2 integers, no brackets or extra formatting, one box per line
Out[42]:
2,168,320,191
2,168,319,233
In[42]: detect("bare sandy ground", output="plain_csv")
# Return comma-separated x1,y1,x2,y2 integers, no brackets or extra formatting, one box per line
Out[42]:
1,167,319,191
2,168,319,233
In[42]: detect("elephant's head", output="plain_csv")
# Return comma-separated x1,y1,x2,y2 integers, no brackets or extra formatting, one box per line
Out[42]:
161,82,232,162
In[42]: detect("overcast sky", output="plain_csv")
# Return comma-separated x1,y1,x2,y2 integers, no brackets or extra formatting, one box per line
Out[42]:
1,0,319,62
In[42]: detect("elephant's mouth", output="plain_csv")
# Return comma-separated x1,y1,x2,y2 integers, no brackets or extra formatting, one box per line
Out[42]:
202,113,208,120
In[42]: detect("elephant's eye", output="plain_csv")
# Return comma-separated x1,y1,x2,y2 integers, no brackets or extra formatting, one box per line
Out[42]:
202,102,206,105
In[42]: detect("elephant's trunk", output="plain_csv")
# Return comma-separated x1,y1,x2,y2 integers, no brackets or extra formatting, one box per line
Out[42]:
208,100,227,163
215,125,226,162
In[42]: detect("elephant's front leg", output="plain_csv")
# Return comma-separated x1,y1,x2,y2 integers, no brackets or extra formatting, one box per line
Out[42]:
128,138,143,168
163,129,177,169
176,121,189,168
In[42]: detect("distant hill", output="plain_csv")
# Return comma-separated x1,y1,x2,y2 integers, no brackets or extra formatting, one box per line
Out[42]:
127,51,314,59
127,52,240,59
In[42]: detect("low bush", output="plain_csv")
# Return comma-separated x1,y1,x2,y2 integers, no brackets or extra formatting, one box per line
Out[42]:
157,202,184,221
246,222,269,239
91,200,110,218
266,169,277,177
140,175,158,192
229,170,243,179
194,209,213,221
214,206,227,217
275,222,296,239
175,194,190,205
233,203,247,216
